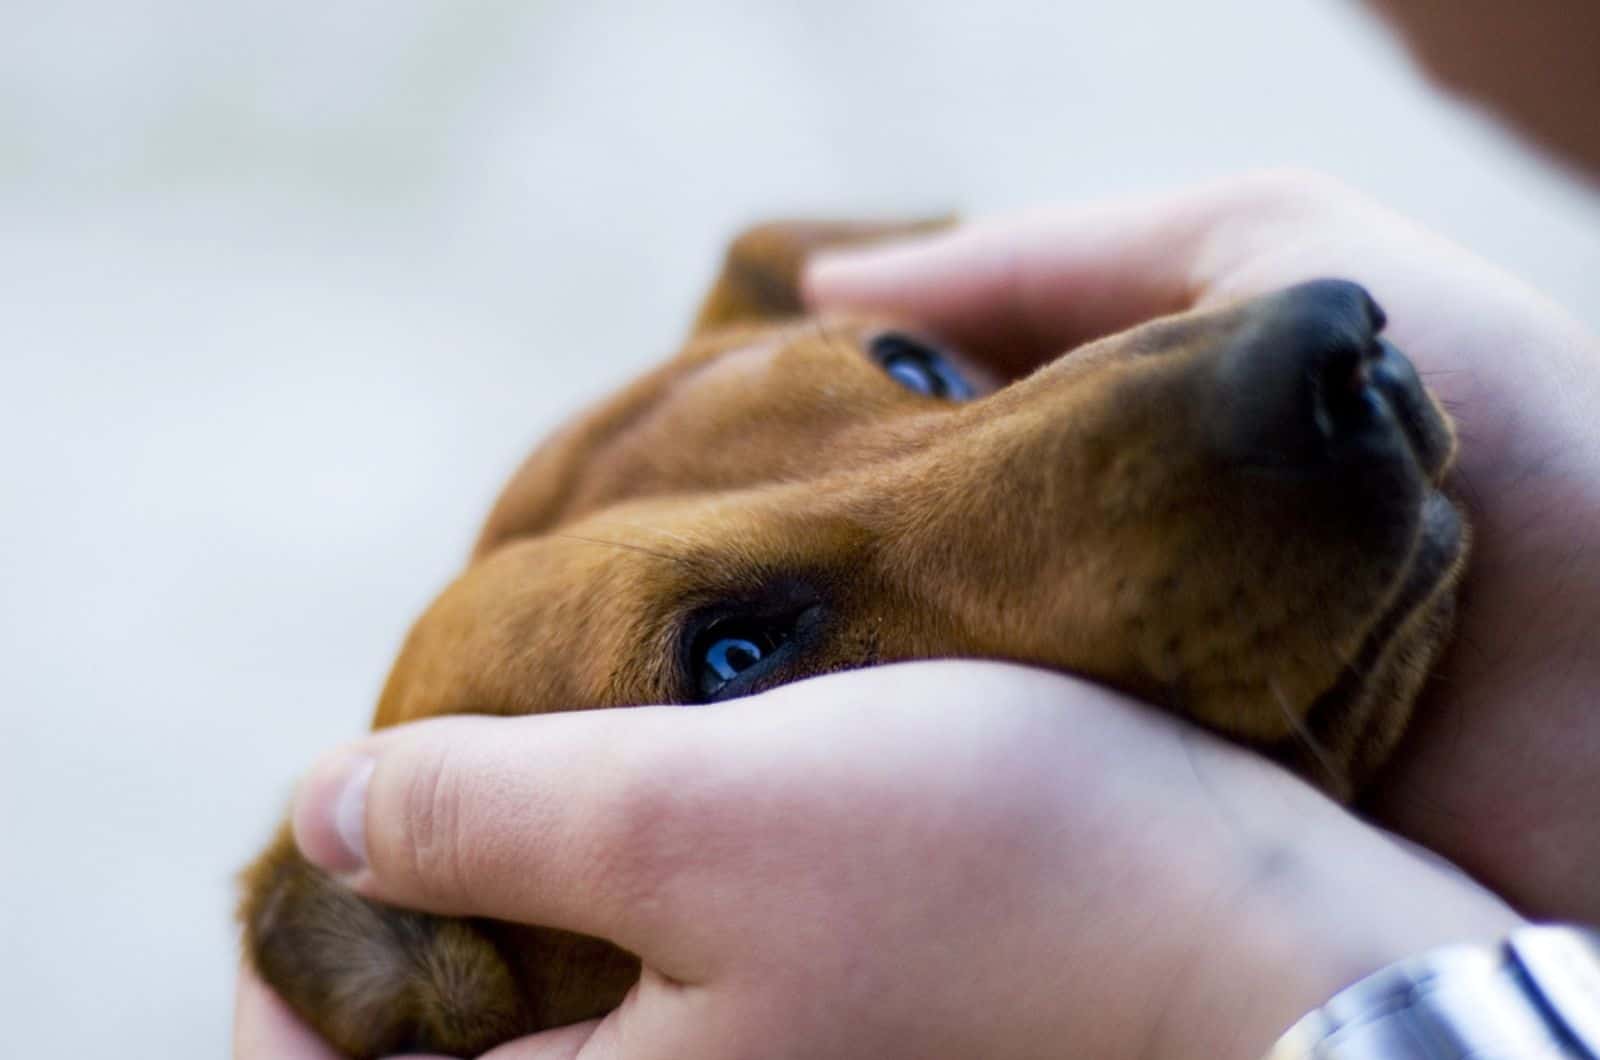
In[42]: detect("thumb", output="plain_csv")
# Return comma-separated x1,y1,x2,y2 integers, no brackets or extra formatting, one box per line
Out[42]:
289,708,711,973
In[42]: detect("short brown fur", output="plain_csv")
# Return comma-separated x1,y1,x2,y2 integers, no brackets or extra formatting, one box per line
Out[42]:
241,221,1466,1057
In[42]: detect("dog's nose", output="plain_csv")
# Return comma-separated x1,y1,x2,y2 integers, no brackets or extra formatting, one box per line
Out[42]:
1212,279,1447,476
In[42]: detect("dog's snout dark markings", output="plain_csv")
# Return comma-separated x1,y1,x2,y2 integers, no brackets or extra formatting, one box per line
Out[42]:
1212,278,1448,477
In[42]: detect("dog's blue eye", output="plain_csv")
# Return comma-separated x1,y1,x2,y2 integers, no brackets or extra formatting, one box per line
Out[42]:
706,637,763,681
694,620,791,699
871,333,974,401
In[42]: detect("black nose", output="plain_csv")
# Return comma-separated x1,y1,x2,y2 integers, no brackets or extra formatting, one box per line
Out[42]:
1212,279,1448,476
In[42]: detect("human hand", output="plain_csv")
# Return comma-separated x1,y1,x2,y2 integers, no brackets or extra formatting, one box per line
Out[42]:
807,171,1600,922
241,661,1516,1060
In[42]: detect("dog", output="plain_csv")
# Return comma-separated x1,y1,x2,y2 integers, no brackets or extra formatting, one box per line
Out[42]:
241,220,1466,1058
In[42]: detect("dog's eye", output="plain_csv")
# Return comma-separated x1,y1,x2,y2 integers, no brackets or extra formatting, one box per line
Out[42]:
870,333,974,401
693,619,791,699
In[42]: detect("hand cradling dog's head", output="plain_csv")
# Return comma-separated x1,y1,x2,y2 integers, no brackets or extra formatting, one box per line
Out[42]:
243,220,1466,1057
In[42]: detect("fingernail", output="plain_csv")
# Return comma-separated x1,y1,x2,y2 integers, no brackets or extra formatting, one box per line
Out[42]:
292,749,375,877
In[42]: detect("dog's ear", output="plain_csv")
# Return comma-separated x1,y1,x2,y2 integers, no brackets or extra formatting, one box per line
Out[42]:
692,218,951,334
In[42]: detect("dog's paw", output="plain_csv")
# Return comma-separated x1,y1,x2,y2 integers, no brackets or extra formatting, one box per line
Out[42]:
240,828,528,1059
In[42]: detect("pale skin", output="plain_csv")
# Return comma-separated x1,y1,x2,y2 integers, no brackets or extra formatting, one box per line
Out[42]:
237,171,1600,1059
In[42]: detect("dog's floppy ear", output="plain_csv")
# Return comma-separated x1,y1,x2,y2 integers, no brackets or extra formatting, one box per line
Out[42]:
692,218,951,334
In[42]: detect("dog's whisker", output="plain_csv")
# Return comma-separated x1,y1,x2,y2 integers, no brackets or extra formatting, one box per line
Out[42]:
1269,676,1346,795
1450,464,1488,519
611,521,699,550
550,532,690,567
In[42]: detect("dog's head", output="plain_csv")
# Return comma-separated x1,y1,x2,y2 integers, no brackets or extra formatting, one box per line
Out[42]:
376,222,1465,795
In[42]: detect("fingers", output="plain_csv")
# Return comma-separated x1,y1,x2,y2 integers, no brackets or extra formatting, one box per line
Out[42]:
803,169,1351,376
806,198,1199,375
473,1019,607,1060
383,1019,606,1060
292,707,704,963
233,962,343,1060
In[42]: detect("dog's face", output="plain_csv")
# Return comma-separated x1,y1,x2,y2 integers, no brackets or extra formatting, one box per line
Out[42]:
377,222,1465,794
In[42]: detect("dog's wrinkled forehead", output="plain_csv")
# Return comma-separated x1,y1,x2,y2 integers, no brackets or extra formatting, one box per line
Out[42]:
476,316,989,556
473,219,970,556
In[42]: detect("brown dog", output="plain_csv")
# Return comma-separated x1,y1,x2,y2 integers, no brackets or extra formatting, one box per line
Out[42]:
241,221,1466,1057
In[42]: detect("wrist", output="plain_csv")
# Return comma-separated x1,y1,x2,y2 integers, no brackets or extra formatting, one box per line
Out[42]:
1150,792,1522,1060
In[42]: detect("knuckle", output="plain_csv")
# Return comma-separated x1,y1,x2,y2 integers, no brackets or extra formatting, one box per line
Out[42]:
390,742,471,909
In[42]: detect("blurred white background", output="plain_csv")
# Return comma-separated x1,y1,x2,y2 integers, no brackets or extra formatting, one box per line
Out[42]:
3,1,1597,1055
